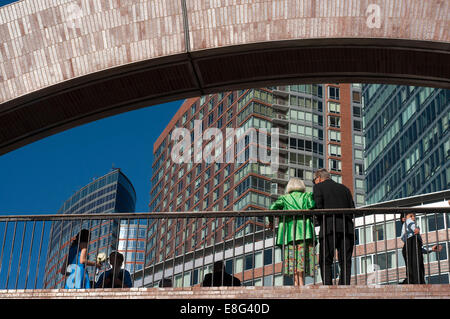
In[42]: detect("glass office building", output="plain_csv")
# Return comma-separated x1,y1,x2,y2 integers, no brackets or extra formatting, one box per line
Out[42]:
43,169,136,288
362,85,449,204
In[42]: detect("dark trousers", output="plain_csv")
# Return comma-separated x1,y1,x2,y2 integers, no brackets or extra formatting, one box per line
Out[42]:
319,233,354,285
402,235,425,284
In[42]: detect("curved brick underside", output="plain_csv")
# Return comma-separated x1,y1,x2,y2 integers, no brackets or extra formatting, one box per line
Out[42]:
0,0,449,155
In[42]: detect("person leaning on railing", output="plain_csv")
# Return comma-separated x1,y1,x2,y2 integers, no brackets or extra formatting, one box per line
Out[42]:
95,251,132,288
313,168,355,286
400,212,442,284
60,229,101,289
267,177,317,286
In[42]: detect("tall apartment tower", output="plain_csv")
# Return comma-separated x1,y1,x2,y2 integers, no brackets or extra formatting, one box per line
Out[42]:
146,84,364,287
362,85,449,204
43,169,137,288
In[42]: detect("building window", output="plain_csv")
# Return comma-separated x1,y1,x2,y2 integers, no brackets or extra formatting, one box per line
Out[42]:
331,174,342,183
328,115,341,128
328,86,340,100
356,179,364,190
354,120,362,131
355,149,364,160
328,101,340,114
352,91,361,103
329,159,342,172
328,130,341,142
353,106,362,117
328,144,341,157
355,163,364,175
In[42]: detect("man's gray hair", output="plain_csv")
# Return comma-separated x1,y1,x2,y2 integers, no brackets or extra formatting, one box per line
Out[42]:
286,177,306,194
314,168,331,180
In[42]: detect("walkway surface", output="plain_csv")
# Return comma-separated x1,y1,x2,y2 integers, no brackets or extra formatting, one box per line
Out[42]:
1,285,449,299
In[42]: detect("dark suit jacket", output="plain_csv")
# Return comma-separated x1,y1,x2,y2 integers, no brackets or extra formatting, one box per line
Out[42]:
313,179,355,238
202,271,241,287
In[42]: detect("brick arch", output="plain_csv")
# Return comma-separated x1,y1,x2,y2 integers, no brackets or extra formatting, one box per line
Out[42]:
0,0,449,155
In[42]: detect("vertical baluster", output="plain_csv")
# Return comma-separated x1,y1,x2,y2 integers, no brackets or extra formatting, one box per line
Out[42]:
252,215,256,286
24,220,36,289
231,216,236,287
302,212,306,286
363,213,367,284
271,213,275,287
374,214,378,285
61,219,74,289
343,211,347,286
262,214,266,286
383,213,389,284
181,217,188,287
414,217,421,284
201,217,208,287
434,212,442,282
322,213,326,285
312,213,317,286
93,218,101,288
332,212,336,285
445,211,450,284
353,213,357,285
56,219,65,288
394,213,400,284
101,217,114,289
212,217,220,286
35,221,49,290
424,212,431,282
151,218,160,287
281,215,286,286
6,221,18,289
142,217,151,288
240,217,246,285
193,217,198,287
222,217,226,287
133,218,141,287
14,222,27,289
82,218,93,288
121,218,131,288
171,217,177,287
0,221,8,289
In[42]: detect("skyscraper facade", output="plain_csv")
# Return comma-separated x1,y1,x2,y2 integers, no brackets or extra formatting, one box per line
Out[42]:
362,85,449,205
146,84,364,286
43,169,137,288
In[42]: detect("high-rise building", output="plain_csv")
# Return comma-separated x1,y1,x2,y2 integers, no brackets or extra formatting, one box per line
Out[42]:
362,85,449,205
145,84,364,287
43,169,137,288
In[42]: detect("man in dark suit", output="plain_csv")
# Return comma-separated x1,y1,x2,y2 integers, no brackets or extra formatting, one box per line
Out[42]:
201,261,241,287
313,168,355,285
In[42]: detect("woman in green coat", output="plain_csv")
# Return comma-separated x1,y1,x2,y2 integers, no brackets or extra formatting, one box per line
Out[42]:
268,177,317,286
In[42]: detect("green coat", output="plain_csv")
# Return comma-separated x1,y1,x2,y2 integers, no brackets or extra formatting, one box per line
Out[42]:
269,191,316,246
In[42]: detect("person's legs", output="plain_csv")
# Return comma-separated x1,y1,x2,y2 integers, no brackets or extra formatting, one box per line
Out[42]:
337,234,354,285
319,235,334,285
297,271,305,286
406,236,420,284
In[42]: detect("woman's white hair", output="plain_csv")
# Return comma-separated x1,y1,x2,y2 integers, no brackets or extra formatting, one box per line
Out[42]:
286,177,306,194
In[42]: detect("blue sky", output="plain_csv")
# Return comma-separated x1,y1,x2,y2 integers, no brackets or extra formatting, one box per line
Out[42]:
0,101,183,214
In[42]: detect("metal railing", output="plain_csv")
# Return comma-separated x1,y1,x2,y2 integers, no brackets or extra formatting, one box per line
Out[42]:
0,207,449,290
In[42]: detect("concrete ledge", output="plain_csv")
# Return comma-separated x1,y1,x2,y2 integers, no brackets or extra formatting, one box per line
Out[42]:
1,285,449,299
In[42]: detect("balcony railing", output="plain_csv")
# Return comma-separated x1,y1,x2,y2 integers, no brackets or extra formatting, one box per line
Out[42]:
0,207,449,290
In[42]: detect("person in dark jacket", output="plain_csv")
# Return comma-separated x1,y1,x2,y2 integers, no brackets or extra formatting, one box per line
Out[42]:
201,261,241,287
313,168,355,285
